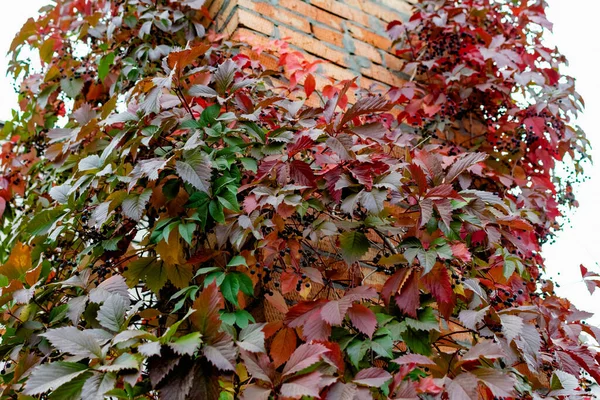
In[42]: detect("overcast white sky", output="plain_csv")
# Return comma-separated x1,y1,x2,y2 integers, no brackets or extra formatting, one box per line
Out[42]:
0,1,598,321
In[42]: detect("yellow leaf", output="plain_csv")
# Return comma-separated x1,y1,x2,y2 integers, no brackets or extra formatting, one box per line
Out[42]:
0,242,32,280
156,229,185,266
39,39,55,64
166,263,193,289
157,230,193,288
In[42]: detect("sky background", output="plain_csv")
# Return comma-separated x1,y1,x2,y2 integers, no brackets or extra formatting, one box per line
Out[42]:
0,1,598,321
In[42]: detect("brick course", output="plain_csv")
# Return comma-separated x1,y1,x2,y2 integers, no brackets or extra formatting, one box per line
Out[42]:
205,0,411,89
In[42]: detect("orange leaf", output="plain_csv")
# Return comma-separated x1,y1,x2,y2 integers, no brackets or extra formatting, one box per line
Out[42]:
271,327,297,367
0,242,32,280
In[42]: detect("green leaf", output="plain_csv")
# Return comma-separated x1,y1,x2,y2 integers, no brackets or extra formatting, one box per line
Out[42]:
236,273,254,296
233,309,255,328
178,222,196,245
370,334,394,358
339,231,369,263
97,353,140,372
401,328,431,356
209,200,225,223
25,362,89,395
241,122,266,142
97,294,128,332
123,257,168,293
217,190,240,212
227,256,247,267
169,332,202,356
346,339,369,368
200,104,222,127
221,273,241,306
61,78,84,98
48,372,91,400
405,308,439,332
240,157,258,173
26,208,65,236
98,53,115,82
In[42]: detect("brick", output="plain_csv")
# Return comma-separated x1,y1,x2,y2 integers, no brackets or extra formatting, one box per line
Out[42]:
238,8,275,36
361,63,405,87
311,24,345,48
278,26,348,67
383,51,404,71
357,1,402,23
238,0,312,33
376,0,414,16
279,0,345,32
347,22,392,51
221,7,240,37
308,0,371,27
208,0,235,31
353,40,382,65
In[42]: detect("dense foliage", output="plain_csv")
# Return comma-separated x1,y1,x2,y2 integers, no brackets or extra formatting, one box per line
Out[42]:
0,0,597,398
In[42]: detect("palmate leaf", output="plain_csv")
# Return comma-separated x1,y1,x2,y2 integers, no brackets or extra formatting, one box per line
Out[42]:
347,303,377,339
168,332,202,356
203,334,237,371
122,189,152,221
282,343,330,377
25,362,89,395
175,156,212,193
353,367,392,387
280,371,337,399
215,59,238,95
42,327,103,359
81,372,116,400
97,294,128,332
237,323,266,353
339,231,369,263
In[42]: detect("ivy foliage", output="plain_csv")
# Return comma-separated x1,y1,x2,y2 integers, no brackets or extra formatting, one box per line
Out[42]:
0,0,597,399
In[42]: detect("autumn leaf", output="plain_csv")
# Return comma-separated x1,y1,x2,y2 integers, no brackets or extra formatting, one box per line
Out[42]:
0,242,32,280
271,327,297,367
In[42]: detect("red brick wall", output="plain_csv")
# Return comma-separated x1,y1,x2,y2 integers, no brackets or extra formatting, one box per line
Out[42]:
203,0,413,90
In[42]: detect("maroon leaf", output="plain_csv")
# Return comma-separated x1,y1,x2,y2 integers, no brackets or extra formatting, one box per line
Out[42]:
289,160,316,187
191,282,224,343
394,269,420,318
381,268,411,305
347,303,377,338
280,371,336,399
353,367,392,387
462,340,505,361
282,343,330,377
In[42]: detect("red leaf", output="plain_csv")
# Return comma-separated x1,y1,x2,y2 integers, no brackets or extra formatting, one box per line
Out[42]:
382,268,411,305
450,242,472,262
271,327,297,367
289,160,316,187
317,341,345,373
282,342,330,377
408,164,428,195
304,73,316,98
523,116,547,136
191,282,224,343
421,263,452,304
353,367,392,387
394,269,420,318
392,354,437,367
321,298,353,325
347,303,377,338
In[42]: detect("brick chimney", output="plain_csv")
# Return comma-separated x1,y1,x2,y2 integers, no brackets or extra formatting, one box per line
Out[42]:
204,0,413,90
